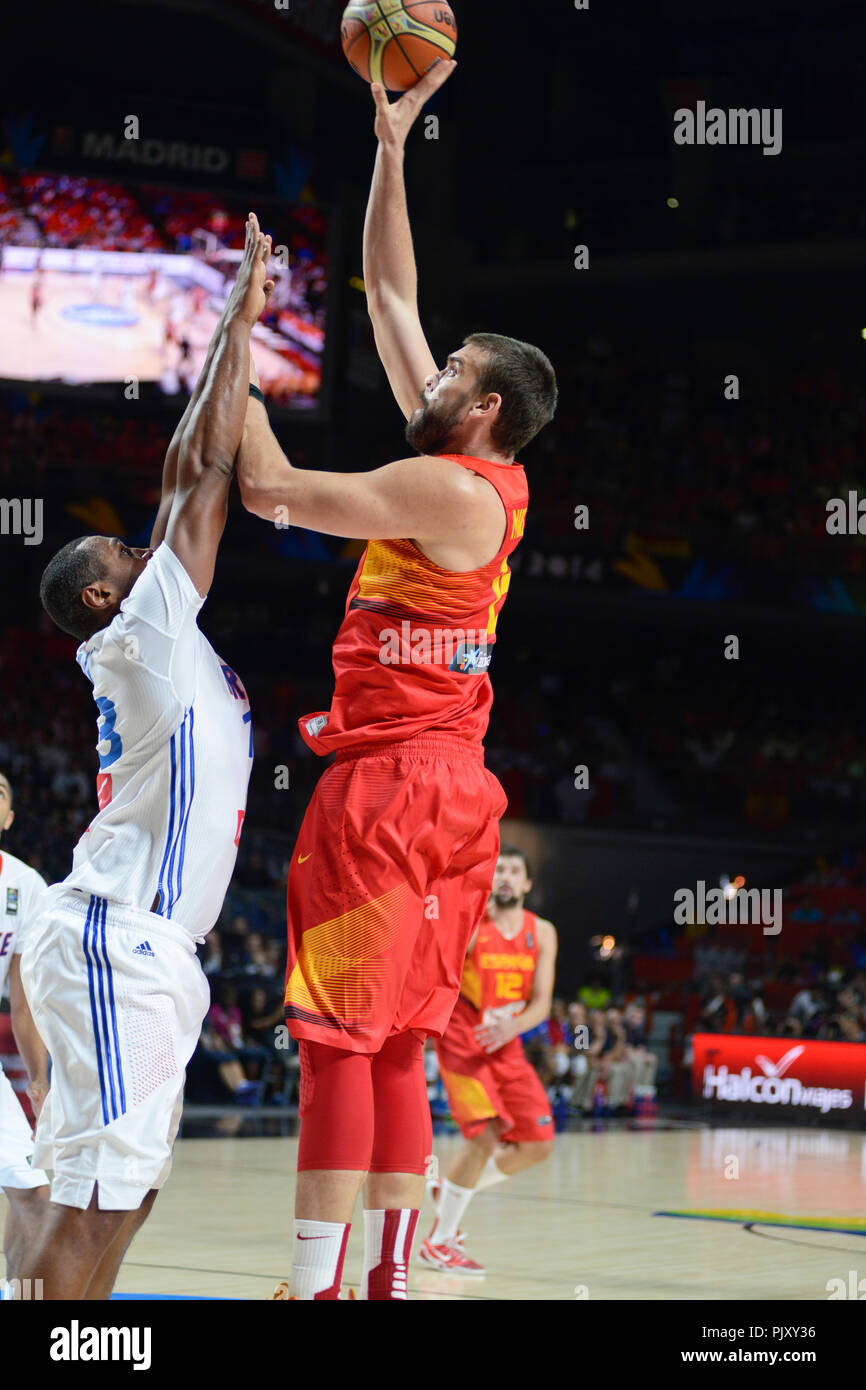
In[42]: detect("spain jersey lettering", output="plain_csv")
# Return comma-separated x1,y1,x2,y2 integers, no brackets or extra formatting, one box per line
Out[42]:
460,910,540,1023
298,453,528,754
64,543,253,939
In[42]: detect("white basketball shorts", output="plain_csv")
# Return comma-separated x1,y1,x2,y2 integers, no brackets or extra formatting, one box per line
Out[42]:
0,1064,49,1190
19,887,210,1210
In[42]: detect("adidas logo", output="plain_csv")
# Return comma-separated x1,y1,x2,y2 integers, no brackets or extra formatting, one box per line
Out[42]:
132,940,155,957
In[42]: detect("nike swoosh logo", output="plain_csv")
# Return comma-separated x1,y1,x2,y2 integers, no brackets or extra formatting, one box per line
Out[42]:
296,1233,330,1240
298,853,312,863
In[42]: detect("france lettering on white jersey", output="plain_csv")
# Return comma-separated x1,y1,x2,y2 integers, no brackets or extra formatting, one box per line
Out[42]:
0,849,48,999
64,542,253,938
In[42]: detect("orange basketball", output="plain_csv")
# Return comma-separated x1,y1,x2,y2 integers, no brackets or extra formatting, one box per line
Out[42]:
341,1,458,93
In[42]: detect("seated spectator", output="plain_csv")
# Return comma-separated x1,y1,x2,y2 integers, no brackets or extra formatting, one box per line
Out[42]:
198,982,263,1105
728,972,768,1033
201,929,224,978
571,1008,631,1114
623,1000,657,1102
237,931,276,980
243,985,298,1103
699,974,737,1032
578,973,612,1011
198,989,269,1106
789,984,826,1027
837,1011,866,1043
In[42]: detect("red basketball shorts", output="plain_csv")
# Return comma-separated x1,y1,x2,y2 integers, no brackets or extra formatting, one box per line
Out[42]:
435,996,554,1144
284,733,508,1054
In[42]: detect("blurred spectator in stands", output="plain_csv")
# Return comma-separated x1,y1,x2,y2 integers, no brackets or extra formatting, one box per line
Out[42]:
208,981,245,1051
779,1014,804,1038
623,1000,658,1101
243,985,297,1103
837,1011,866,1043
264,938,285,975
578,973,612,1011
699,974,737,1032
201,929,224,978
571,1008,631,1114
236,931,275,981
728,972,768,1033
602,1008,632,1113
222,914,251,971
198,982,261,1104
789,983,827,1028
567,1001,588,1042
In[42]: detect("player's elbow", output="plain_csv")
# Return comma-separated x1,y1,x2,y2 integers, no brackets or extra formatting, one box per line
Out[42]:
238,472,275,521
178,436,234,486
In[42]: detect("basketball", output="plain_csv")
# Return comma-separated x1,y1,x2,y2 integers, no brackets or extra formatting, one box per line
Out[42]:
341,1,457,92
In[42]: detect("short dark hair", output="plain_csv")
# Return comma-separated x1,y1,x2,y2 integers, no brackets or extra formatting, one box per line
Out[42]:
40,536,106,640
464,332,558,456
499,843,532,879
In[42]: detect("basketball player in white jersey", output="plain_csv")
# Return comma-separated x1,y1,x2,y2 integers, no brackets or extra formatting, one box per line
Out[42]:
16,214,274,1300
0,771,50,1291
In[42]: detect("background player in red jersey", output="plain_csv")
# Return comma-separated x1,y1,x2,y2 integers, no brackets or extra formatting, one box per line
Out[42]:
422,845,558,1274
238,63,557,1300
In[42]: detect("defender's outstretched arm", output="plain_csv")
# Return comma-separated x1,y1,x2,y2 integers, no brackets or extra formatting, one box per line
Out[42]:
164,213,274,596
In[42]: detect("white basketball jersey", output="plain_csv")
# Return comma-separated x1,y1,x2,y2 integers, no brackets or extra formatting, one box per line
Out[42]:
64,542,253,938
0,850,48,998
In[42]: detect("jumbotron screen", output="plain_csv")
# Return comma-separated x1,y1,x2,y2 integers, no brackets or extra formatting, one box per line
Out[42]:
0,172,329,411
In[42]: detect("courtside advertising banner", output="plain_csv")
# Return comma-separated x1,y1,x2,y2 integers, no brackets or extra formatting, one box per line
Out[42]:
692,1033,866,1122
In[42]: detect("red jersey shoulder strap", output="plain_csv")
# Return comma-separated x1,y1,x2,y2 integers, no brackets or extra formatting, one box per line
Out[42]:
440,454,528,558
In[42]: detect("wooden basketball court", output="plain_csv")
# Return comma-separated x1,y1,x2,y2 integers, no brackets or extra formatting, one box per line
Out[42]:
7,1123,857,1300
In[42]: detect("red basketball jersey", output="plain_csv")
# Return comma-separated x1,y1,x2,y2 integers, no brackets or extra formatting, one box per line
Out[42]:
460,909,540,1020
298,454,528,754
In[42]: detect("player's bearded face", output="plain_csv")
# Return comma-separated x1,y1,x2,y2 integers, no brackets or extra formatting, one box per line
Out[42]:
405,384,473,455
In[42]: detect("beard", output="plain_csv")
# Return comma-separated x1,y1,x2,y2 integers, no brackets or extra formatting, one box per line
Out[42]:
493,885,519,906
405,393,467,455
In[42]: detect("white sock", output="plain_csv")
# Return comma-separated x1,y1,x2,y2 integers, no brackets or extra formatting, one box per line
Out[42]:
361,1208,418,1300
434,1179,474,1242
289,1219,350,1300
475,1154,509,1193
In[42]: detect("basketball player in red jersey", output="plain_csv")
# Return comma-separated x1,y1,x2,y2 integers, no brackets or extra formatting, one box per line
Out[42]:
238,59,557,1301
421,845,557,1274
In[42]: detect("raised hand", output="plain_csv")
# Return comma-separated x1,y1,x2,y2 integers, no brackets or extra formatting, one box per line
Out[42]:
371,58,456,152
226,212,276,328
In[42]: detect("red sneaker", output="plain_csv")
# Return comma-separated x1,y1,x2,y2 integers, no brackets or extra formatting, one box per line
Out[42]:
417,1233,485,1276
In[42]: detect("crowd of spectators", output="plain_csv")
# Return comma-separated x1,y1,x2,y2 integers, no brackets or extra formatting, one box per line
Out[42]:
190,920,298,1106
524,336,866,597
0,172,327,266
693,967,866,1044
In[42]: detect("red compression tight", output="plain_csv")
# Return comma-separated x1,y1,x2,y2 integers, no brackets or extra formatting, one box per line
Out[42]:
297,1031,432,1175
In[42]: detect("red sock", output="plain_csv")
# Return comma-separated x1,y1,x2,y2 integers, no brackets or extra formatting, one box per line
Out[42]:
362,1209,419,1301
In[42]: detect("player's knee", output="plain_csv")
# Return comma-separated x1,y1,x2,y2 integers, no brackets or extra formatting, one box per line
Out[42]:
5,1184,49,1215
520,1138,553,1166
